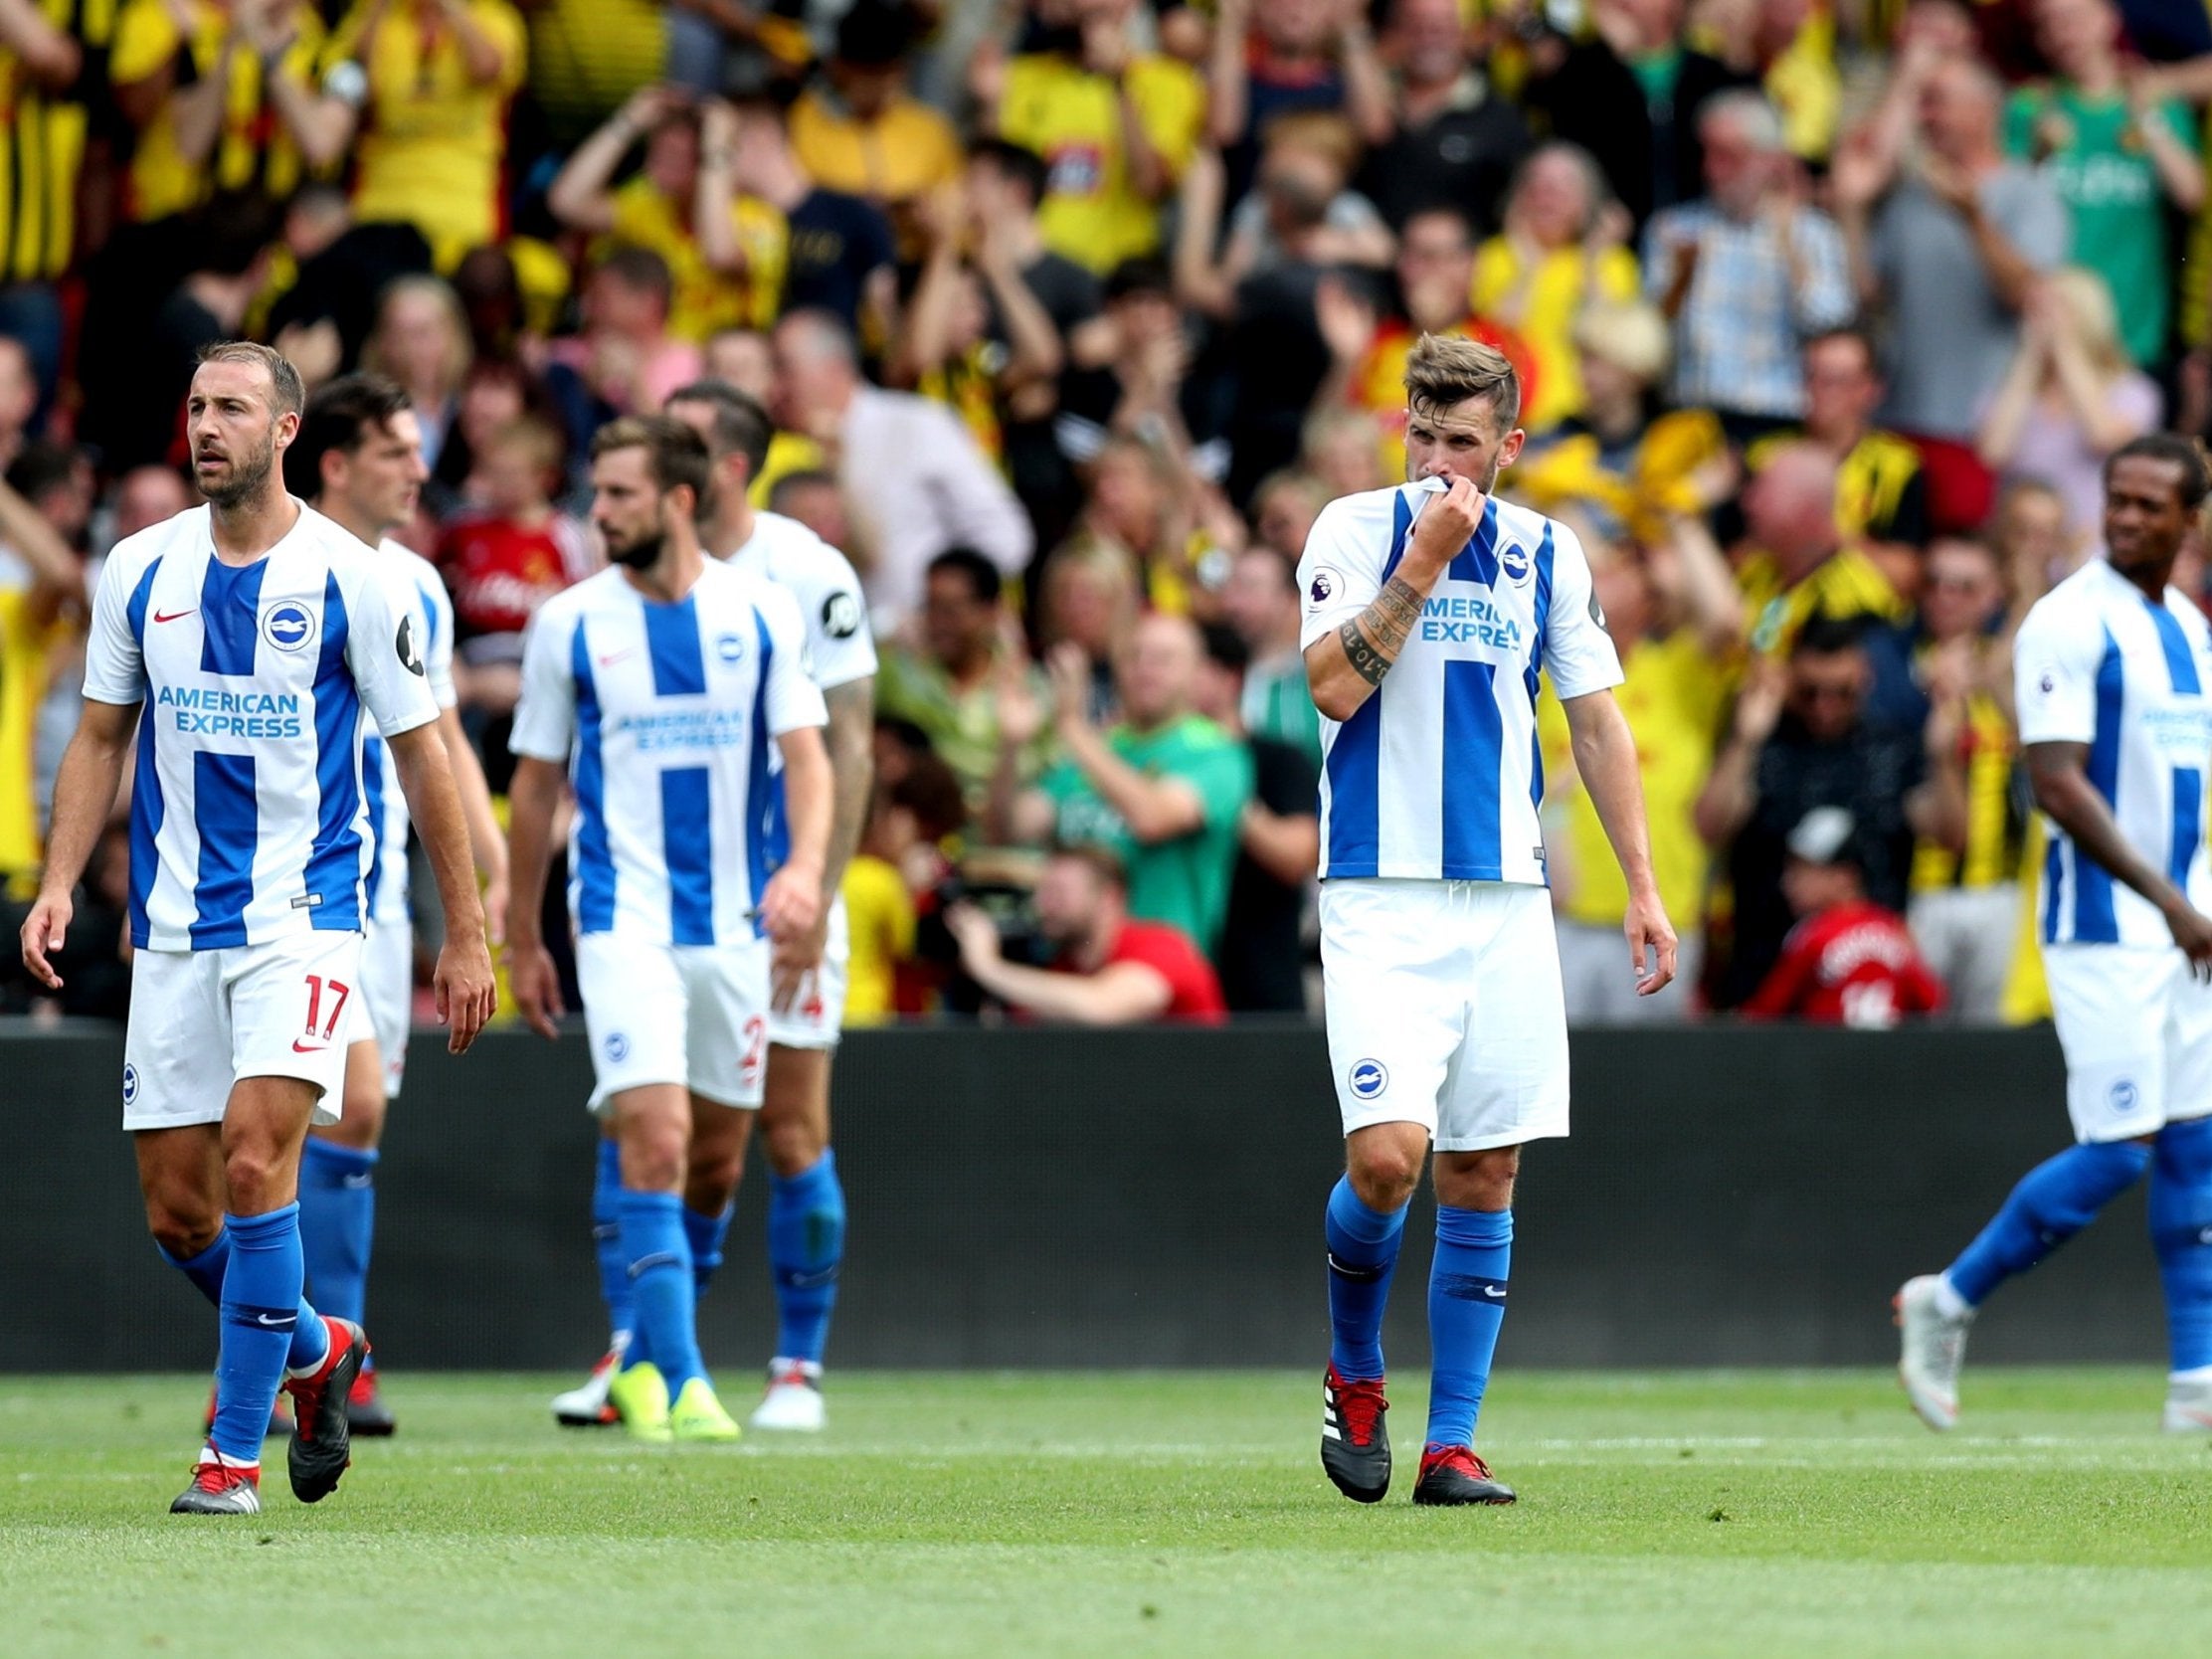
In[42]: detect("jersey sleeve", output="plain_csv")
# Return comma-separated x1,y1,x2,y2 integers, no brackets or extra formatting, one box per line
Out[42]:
800,541,878,689
343,562,441,739
1297,490,1396,651
2013,599,2105,746
508,601,579,762
81,548,150,706
760,586,830,737
1541,520,1625,700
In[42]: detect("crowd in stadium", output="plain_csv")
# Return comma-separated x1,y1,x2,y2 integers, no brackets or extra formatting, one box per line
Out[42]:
3,0,2212,1029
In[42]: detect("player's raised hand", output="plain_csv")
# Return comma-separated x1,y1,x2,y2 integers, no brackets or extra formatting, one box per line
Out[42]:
1626,887,1680,997
434,933,498,1053
507,940,564,1041
1406,475,1484,572
19,888,72,991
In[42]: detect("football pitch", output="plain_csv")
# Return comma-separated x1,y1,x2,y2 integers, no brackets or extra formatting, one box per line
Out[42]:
5,1370,2210,1658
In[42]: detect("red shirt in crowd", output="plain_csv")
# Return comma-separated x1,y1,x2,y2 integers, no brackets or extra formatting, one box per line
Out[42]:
436,511,596,658
1053,919,1228,1024
1743,901,1946,1027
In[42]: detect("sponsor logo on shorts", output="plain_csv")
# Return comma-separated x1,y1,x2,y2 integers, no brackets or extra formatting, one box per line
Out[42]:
1308,566,1340,609
121,1063,139,1107
1499,541,1531,584
2111,1079,2140,1114
606,1031,631,1062
261,600,315,652
715,632,746,665
823,591,862,640
1348,1058,1388,1101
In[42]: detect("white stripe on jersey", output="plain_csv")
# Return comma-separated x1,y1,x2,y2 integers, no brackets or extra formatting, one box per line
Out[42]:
82,504,440,951
1296,481,1622,886
509,559,827,946
2015,558,2212,948
361,540,460,926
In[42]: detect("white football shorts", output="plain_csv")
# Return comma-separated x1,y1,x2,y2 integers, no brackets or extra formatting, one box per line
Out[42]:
123,931,364,1131
575,932,771,1112
1320,877,1569,1152
765,896,848,1051
354,915,413,1099
2044,943,2212,1143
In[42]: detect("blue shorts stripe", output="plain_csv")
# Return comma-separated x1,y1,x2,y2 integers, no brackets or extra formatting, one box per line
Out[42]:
661,766,715,945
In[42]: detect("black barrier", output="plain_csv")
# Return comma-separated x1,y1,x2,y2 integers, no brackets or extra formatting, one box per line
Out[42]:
0,1021,2166,1372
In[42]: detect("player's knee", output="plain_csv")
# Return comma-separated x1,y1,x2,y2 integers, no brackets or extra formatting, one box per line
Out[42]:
685,1139,744,1209
142,1193,222,1258
620,1126,688,1193
1434,1147,1520,1211
219,1143,287,1214
761,1109,827,1179
1346,1139,1423,1208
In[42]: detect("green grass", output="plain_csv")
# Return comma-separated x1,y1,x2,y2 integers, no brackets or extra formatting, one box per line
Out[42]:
5,1371,2212,1657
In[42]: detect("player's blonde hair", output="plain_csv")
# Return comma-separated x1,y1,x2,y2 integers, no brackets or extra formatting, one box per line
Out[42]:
196,340,304,420
1403,333,1521,434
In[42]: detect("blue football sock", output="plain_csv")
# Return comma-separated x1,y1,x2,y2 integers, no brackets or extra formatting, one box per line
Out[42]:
684,1202,734,1296
213,1206,310,1464
768,1151,845,1365
620,1191,701,1392
158,1228,231,1308
1425,1205,1513,1451
298,1139,377,1351
591,1138,635,1350
1324,1175,1407,1381
1945,1140,2150,1307
2151,1119,2212,1374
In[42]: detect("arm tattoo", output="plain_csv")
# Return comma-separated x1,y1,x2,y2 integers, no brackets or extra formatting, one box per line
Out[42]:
1338,575,1426,689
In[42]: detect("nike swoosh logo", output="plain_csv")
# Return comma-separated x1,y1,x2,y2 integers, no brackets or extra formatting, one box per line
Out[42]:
252,1313,289,1327
1482,1287,1507,1299
152,609,197,624
597,649,636,667
291,1039,327,1053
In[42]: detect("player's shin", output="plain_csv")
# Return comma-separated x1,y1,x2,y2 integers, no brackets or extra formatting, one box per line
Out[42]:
768,1150,844,1365
297,1138,378,1335
1425,1206,1512,1451
1325,1175,1407,1380
620,1191,703,1391
685,1201,735,1297
158,1227,232,1307
211,1205,318,1464
1943,1141,2151,1307
2150,1118,2212,1377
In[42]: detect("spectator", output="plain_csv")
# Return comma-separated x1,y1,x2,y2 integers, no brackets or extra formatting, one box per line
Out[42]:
711,94,898,334
1734,0,1843,165
542,245,704,446
1645,91,1851,439
361,275,471,476
770,307,1032,633
1247,467,1327,561
1524,0,1755,231
1058,434,1217,618
1734,442,1908,656
1300,405,1388,498
1033,533,1141,724
1358,0,1528,235
259,184,437,372
547,86,782,341
322,0,529,271
766,466,852,553
1977,269,2161,554
1206,0,1391,182
1856,534,2028,1021
945,844,1227,1024
1194,622,1319,1014
964,135,1106,553
102,463,192,553
1541,512,1743,1023
1061,255,1222,485
1473,142,1639,435
1313,205,1539,472
0,464,87,889
993,613,1254,958
1180,113,1394,307
135,192,278,470
1742,807,1947,1025
109,0,340,224
1220,541,1321,766
436,415,594,778
0,0,85,408
975,0,1206,275
1696,616,1965,1008
1988,474,2077,601
0,335,34,473
787,1,962,255
1834,57,2069,533
874,546,1054,813
1745,328,1931,588
2007,0,2202,371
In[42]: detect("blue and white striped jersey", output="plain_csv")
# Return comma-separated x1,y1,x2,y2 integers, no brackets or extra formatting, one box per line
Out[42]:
360,540,459,927
1297,480,1622,885
508,559,827,945
2017,558,2212,947
82,504,442,951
